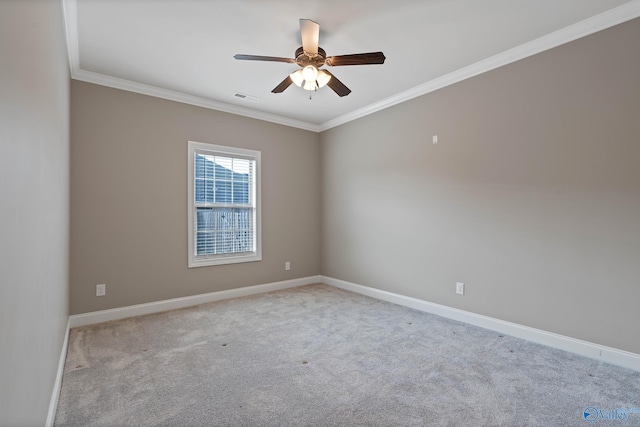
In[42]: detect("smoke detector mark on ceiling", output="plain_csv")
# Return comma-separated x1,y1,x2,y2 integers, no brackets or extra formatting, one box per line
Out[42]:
233,92,259,102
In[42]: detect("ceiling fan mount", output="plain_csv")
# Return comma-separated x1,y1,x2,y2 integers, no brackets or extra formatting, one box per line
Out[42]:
234,19,385,97
294,46,327,69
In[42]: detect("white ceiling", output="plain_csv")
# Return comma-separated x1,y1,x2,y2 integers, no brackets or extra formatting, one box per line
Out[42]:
64,0,640,131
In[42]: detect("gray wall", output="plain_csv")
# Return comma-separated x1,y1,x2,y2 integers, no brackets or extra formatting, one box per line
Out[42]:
0,1,70,425
321,18,640,354
70,82,321,314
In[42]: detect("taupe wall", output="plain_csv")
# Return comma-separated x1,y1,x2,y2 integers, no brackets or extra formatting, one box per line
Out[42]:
70,82,321,314
0,0,70,425
321,19,640,354
69,17,639,355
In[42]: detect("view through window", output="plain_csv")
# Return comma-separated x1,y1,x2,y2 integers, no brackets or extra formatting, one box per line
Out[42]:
188,141,261,267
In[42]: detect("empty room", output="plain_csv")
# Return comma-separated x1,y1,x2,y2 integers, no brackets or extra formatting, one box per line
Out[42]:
1,1,640,426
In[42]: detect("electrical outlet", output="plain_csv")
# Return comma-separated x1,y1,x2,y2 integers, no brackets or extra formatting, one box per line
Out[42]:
432,135,438,144
96,284,106,297
456,282,464,295
285,262,291,271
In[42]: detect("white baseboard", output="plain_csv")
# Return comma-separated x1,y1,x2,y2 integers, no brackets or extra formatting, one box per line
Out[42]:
321,275,640,372
45,275,639,426
64,274,640,372
46,317,70,427
69,276,322,328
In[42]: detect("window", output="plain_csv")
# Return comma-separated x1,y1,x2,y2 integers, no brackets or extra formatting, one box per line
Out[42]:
188,141,261,267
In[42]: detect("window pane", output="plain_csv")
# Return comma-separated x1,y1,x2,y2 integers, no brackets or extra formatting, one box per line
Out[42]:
203,156,214,178
215,208,233,230
233,181,249,204
233,208,251,229
233,159,251,177
196,231,214,255
215,181,232,203
215,231,234,254
204,178,214,203
215,157,232,180
234,230,252,252
196,208,214,231
195,154,205,178
195,179,214,204
195,178,205,203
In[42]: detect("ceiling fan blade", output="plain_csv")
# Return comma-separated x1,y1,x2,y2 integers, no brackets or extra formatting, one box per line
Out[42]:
323,70,351,97
271,76,293,93
300,19,319,54
325,52,386,66
234,54,296,63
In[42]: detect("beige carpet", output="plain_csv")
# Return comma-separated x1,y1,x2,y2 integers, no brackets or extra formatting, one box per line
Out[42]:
54,284,640,426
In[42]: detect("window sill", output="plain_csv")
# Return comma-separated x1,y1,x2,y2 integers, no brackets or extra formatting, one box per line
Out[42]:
188,252,262,268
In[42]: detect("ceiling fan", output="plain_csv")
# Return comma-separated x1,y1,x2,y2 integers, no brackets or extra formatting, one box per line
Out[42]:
234,19,385,97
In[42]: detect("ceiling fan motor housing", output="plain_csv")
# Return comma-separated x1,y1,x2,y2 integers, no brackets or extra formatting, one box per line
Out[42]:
295,47,327,68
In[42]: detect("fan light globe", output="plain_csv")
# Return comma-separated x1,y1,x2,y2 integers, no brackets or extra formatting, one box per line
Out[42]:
317,70,331,88
289,69,304,87
289,66,332,92
302,65,318,82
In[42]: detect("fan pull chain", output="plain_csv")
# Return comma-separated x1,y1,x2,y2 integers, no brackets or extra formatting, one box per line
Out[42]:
310,81,319,100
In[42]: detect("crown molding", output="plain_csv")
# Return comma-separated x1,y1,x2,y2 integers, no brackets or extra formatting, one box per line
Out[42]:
319,0,640,131
63,0,640,134
71,69,321,132
62,0,79,72
62,0,319,132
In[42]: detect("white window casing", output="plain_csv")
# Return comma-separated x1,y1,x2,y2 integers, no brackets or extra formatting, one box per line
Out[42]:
187,141,261,267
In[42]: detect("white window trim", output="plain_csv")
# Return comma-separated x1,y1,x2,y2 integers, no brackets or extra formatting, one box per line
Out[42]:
187,141,262,268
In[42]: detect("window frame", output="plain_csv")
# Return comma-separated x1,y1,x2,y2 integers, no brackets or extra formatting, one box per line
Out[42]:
187,141,262,268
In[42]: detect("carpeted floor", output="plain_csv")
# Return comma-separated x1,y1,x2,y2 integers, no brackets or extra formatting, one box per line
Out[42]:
54,284,640,426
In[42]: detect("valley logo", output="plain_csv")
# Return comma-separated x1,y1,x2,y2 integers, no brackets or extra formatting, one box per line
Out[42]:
584,406,640,422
